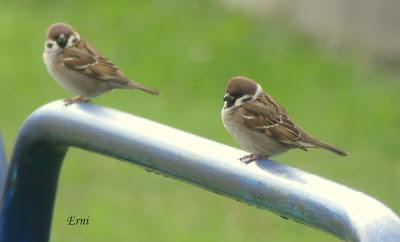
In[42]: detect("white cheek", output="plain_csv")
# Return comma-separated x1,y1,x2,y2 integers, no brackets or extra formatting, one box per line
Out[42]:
234,99,241,107
66,38,75,47
44,40,59,52
66,33,80,48
236,94,253,106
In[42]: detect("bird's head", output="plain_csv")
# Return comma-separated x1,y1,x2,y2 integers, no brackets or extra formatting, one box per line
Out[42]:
223,76,261,109
45,23,80,53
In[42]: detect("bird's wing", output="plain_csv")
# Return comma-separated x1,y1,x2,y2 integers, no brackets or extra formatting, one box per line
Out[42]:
61,40,132,88
240,94,306,149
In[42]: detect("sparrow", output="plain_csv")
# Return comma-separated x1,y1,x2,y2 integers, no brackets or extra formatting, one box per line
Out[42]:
43,23,159,105
221,76,348,164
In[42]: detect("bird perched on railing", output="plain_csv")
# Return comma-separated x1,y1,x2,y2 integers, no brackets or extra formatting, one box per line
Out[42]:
221,76,348,164
43,23,159,105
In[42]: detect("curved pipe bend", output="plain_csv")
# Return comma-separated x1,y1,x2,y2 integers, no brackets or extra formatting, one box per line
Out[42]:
1,101,399,242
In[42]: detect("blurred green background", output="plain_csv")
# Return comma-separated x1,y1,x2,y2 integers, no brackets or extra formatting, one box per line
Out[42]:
1,1,399,241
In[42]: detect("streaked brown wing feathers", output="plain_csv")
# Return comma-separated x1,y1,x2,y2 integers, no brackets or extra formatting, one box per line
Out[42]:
62,40,129,86
241,94,302,146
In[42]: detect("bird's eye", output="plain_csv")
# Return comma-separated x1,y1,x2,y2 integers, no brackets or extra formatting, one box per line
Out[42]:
46,43,53,48
72,38,78,43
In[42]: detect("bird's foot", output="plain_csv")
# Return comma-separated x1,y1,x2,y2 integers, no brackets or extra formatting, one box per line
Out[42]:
63,96,91,106
239,154,266,164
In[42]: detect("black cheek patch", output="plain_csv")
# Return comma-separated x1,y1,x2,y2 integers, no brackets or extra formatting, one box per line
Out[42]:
46,43,53,48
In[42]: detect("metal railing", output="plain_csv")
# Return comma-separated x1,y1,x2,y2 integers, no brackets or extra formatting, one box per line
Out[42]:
1,101,399,242
0,132,7,201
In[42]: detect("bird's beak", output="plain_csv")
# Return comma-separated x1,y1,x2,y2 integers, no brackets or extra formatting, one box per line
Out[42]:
223,94,235,102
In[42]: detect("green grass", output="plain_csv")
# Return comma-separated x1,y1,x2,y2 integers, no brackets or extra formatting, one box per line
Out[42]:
1,1,399,241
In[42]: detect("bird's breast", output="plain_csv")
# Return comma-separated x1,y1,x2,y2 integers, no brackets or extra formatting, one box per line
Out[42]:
221,107,288,156
43,51,111,97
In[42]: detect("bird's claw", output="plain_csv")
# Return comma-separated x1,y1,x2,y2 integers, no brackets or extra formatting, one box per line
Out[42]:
63,96,91,106
239,154,266,164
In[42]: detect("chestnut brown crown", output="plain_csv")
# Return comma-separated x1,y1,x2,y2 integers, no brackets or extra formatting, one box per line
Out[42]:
47,23,74,40
226,76,259,97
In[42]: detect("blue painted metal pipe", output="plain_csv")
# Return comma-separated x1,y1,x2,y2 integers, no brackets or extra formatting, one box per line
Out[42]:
1,101,400,242
0,132,7,201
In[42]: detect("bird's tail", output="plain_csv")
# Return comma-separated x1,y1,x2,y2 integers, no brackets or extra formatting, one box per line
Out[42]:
300,134,348,157
127,80,159,95
311,139,348,157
